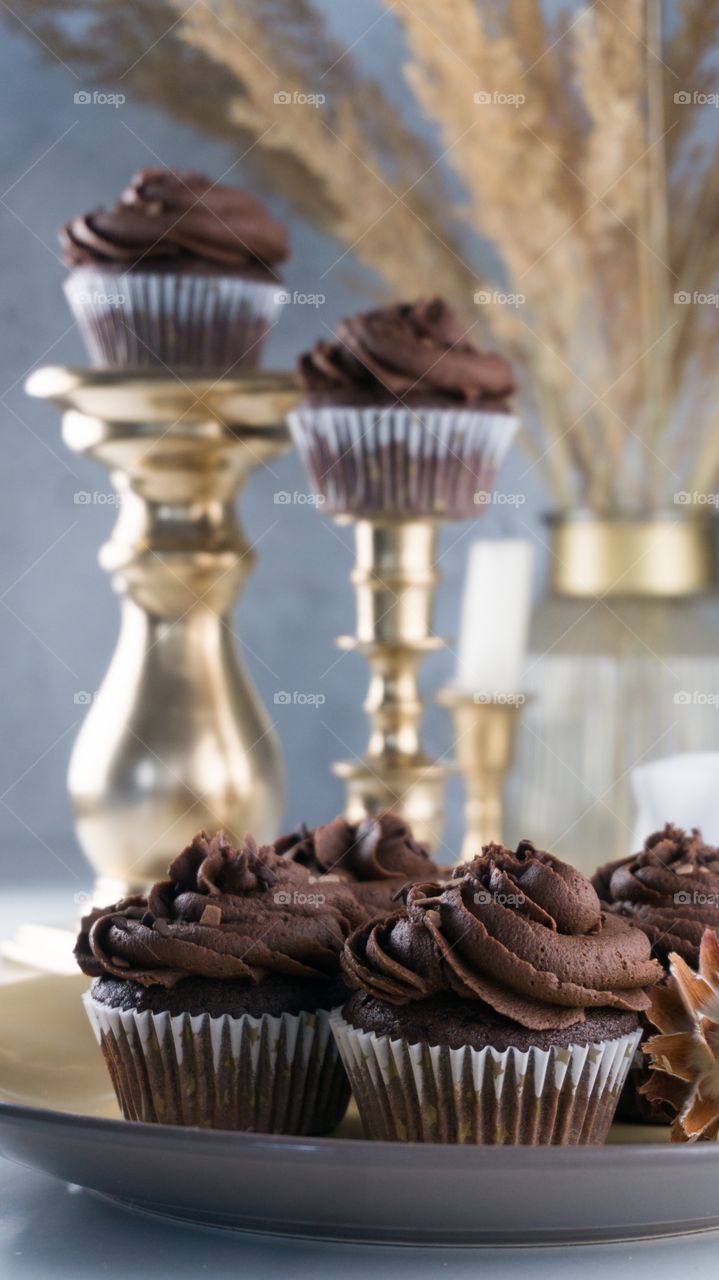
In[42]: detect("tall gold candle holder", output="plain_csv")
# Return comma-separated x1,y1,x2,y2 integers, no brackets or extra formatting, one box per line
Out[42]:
437,690,525,861
26,366,300,902
333,517,449,850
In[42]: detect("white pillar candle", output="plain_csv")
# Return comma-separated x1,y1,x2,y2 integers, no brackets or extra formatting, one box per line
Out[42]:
456,540,534,695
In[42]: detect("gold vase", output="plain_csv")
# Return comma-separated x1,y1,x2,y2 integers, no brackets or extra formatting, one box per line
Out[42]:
333,518,448,850
507,512,719,872
26,366,301,901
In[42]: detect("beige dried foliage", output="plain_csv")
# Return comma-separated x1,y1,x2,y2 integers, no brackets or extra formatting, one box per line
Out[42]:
387,0,719,511
167,0,477,310
7,0,719,510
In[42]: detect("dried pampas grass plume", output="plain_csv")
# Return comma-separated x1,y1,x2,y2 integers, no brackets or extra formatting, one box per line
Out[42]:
6,0,719,511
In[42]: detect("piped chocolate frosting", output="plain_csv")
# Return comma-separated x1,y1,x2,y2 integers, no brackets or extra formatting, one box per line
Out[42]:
60,168,289,273
274,812,441,915
592,823,719,967
75,830,364,988
298,297,515,407
342,840,661,1031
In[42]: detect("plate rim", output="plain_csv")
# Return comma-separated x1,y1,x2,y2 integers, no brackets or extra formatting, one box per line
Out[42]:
0,1097,716,1168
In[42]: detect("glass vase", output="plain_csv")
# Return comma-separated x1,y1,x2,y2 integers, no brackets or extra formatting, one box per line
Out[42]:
505,514,719,875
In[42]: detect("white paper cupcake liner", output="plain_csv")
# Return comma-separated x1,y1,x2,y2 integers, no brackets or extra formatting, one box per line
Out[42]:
288,405,518,518
64,269,281,371
331,1012,640,1144
83,992,349,1133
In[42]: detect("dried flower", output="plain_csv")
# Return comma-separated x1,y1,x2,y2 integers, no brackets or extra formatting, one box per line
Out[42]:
643,928,719,1141
8,1,719,510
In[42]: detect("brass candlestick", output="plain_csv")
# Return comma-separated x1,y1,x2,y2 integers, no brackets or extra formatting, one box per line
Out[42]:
333,518,449,850
437,690,524,861
26,366,300,902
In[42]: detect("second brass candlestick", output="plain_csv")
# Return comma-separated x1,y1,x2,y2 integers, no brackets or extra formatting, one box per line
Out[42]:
333,518,449,850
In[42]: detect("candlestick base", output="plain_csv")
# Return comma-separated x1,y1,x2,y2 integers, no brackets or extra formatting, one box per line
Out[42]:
437,690,524,861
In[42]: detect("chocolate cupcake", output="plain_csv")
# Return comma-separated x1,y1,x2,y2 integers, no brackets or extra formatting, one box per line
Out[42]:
288,297,518,517
331,840,661,1144
593,823,719,1123
75,830,363,1133
61,168,288,370
275,811,443,917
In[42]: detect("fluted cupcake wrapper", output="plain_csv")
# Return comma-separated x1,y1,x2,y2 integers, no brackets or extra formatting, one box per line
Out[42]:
331,1013,640,1145
64,269,281,371
288,405,519,518
83,993,350,1134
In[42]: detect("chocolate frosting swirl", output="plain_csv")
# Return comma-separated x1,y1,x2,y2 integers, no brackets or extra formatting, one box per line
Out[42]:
342,840,661,1031
75,831,364,988
592,823,719,967
274,812,441,913
61,168,289,272
298,298,515,406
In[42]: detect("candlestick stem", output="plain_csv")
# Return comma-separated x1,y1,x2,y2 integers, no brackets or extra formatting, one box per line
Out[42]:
334,518,449,849
438,691,524,860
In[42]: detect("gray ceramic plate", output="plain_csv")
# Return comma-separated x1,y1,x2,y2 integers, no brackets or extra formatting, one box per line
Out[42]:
1,973,717,1246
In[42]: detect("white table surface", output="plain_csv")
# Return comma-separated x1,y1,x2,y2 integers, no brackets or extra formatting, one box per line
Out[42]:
3,886,719,1278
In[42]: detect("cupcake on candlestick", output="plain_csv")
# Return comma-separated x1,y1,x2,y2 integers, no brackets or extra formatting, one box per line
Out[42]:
289,297,518,518
60,168,289,370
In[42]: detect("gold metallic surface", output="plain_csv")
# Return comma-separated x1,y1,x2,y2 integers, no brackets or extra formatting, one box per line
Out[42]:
333,519,449,849
437,690,523,861
27,368,300,900
549,515,717,598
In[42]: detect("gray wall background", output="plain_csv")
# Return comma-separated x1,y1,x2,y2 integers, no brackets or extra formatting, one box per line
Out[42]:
0,6,545,893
